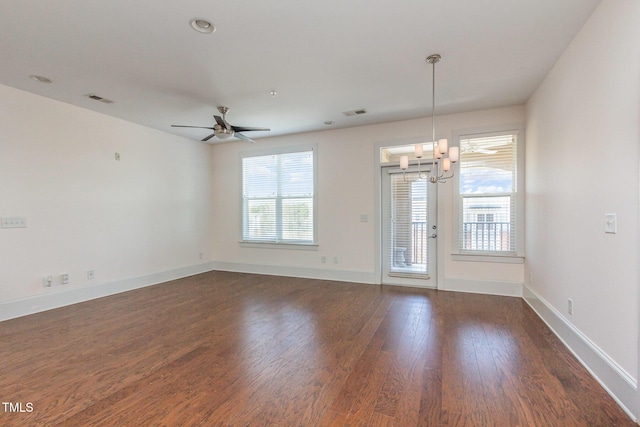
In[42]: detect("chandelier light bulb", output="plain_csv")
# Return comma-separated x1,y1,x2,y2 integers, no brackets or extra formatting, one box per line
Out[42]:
449,146,459,163
414,144,424,159
400,155,409,170
438,139,448,154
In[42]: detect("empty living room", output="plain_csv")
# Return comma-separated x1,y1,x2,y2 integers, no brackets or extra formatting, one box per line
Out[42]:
1,0,638,426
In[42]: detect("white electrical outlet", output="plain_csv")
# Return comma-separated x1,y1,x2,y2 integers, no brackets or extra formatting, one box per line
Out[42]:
321,256,327,264
60,273,69,285
87,270,95,280
333,256,339,264
43,276,53,287
568,298,573,315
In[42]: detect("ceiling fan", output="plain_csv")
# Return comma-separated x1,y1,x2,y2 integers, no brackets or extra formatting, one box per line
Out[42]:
462,144,497,155
461,135,513,155
172,106,270,143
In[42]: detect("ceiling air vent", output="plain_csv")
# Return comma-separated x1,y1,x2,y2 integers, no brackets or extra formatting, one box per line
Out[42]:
342,108,367,117
85,94,114,104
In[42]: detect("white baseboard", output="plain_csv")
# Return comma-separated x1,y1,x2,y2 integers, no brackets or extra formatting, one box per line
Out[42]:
442,278,523,297
523,284,637,421
0,262,216,322
210,261,377,285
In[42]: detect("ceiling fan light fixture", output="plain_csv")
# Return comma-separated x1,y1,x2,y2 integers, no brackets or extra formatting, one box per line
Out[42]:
190,18,216,34
216,132,233,139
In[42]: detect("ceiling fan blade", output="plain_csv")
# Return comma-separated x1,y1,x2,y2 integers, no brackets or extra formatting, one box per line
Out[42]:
234,133,256,143
202,133,217,142
231,126,271,133
171,125,215,130
214,115,227,128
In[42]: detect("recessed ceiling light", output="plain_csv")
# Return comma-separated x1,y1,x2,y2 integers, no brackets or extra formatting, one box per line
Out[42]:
324,121,335,125
190,18,215,34
29,75,52,84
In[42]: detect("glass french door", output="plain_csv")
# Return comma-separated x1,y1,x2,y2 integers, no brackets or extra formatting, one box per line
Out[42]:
381,166,437,288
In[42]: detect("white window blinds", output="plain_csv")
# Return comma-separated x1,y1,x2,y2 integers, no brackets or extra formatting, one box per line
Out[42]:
459,133,517,253
242,149,315,244
388,172,429,276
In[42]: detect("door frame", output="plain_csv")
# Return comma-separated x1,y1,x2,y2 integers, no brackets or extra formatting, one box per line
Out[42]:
373,138,445,289
380,165,437,288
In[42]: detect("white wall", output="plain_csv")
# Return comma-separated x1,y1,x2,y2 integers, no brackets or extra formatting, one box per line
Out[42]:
0,84,213,308
210,105,525,292
525,0,639,415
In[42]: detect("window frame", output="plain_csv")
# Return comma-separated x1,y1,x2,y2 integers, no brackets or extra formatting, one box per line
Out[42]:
452,126,525,261
240,144,318,249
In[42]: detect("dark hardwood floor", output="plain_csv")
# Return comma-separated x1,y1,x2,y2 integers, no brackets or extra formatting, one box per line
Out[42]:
0,271,634,426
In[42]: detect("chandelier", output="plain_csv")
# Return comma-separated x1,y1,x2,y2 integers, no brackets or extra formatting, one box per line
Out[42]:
400,54,458,183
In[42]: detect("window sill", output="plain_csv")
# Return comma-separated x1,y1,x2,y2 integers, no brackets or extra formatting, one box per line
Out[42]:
239,241,319,251
452,253,524,264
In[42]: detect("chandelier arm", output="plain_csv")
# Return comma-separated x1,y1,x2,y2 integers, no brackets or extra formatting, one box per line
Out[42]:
429,170,454,183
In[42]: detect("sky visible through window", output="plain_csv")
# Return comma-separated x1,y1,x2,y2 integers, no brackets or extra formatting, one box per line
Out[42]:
460,134,515,195
460,166,513,194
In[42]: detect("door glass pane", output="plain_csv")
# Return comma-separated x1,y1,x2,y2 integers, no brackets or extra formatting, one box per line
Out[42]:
389,173,428,276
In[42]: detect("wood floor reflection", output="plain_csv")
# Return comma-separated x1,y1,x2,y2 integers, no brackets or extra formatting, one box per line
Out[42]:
0,271,633,426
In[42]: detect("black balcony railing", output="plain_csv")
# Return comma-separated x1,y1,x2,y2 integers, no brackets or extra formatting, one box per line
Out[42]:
405,221,510,266
462,222,511,251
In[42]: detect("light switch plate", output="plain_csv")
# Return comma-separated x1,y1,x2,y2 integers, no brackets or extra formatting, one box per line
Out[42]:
605,213,617,234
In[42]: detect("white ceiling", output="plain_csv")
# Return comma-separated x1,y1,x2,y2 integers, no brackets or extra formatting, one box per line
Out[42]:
0,0,600,143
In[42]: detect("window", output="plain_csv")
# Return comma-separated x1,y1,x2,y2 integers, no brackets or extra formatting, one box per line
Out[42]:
477,214,493,222
242,147,316,245
454,129,524,256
